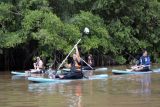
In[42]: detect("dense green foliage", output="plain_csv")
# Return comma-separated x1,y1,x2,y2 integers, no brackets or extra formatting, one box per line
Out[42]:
1,0,160,65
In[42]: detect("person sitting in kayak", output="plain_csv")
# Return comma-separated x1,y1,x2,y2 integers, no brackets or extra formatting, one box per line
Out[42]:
131,50,151,71
57,46,83,79
31,56,44,73
33,57,44,70
82,54,95,70
25,56,44,74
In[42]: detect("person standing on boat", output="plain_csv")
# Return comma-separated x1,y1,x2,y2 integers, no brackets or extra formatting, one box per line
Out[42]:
82,54,95,70
58,46,83,79
131,50,151,71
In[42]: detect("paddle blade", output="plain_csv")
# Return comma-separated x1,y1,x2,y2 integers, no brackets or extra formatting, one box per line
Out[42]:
84,27,90,34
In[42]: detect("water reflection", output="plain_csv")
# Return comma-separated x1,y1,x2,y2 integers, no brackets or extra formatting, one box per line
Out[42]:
1,69,160,107
137,74,151,95
65,82,82,107
28,79,108,107
11,75,25,80
27,73,154,107
28,82,83,107
111,74,151,96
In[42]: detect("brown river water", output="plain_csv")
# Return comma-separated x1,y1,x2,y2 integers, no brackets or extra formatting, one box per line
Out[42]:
0,65,160,107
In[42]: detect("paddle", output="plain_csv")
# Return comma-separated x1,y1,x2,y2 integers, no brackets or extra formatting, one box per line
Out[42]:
125,52,140,65
80,58,94,70
56,27,90,73
125,52,140,71
57,38,81,70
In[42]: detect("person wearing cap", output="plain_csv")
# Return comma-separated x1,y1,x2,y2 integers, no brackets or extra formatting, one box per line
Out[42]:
33,57,44,70
25,57,44,74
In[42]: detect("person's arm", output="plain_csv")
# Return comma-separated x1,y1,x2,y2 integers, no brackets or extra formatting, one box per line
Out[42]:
91,59,95,67
139,57,142,65
143,56,151,67
33,63,37,69
75,46,81,62
147,56,151,65
88,59,91,65
37,61,43,69
64,63,71,68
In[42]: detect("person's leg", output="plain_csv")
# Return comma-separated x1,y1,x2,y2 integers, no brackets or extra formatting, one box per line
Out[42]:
33,63,37,69
61,72,74,79
82,66,92,70
25,70,32,76
49,74,55,79
130,66,137,71
75,72,83,79
131,65,139,69
140,67,150,72
61,71,83,79
134,66,144,71
30,69,40,73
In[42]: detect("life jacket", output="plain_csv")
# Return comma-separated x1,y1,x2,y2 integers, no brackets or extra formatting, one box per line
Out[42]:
70,60,82,72
140,56,150,66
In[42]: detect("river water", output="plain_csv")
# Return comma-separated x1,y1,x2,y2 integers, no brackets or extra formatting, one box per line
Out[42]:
0,66,160,107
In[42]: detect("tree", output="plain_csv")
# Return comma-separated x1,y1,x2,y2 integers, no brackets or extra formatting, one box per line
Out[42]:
1,0,160,70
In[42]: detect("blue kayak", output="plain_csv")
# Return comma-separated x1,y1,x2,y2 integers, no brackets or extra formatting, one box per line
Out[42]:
112,68,160,75
28,74,108,83
94,67,108,72
11,71,26,75
11,70,45,76
62,67,108,72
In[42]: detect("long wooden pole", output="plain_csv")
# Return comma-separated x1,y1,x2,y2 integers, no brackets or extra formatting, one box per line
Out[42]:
57,39,81,70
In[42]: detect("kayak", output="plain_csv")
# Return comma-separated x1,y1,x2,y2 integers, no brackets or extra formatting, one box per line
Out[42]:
62,68,89,72
28,74,108,83
11,70,45,76
62,67,108,72
11,67,108,76
94,67,108,72
28,77,72,83
11,71,26,75
112,68,160,75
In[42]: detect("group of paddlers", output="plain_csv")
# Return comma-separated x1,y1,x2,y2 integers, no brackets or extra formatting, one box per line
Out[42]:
29,45,94,79
30,46,151,79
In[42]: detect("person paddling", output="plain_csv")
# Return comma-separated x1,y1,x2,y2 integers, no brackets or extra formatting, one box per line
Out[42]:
54,46,83,79
131,50,151,71
82,54,95,70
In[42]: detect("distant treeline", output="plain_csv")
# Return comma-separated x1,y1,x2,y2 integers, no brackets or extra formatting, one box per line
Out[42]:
0,0,160,70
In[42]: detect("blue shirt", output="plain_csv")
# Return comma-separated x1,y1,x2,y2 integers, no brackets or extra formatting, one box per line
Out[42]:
139,56,151,66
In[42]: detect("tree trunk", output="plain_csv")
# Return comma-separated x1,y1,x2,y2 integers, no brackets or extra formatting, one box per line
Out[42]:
4,49,9,71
